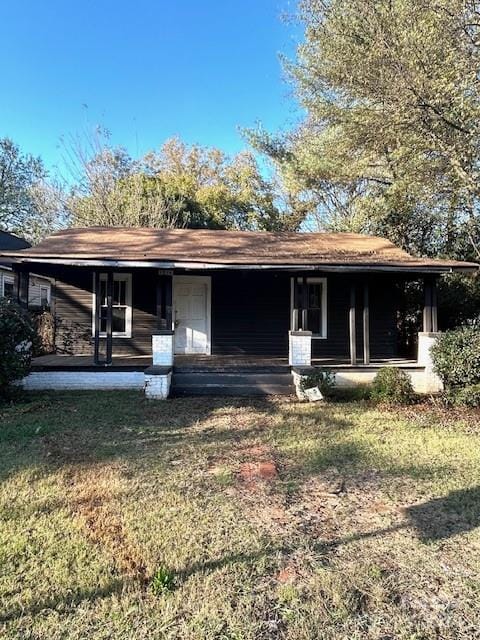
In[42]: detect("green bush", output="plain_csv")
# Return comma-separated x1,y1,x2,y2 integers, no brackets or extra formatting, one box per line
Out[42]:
299,369,336,397
431,326,480,389
453,384,480,408
0,298,35,396
371,367,415,405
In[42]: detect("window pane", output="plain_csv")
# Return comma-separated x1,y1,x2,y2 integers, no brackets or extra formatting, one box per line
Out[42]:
113,280,126,306
308,283,321,308
307,308,322,335
100,279,107,305
4,281,14,297
112,307,126,333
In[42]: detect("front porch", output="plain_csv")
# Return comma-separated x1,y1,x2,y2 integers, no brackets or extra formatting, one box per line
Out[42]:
25,352,430,396
15,264,444,396
31,353,419,372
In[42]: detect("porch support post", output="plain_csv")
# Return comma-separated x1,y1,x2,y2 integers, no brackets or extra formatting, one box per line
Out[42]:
293,277,300,331
15,267,29,309
289,330,312,367
301,276,308,331
152,331,174,367
422,276,439,333
363,282,370,365
417,275,442,392
431,277,438,333
105,270,113,365
156,272,173,331
349,283,357,366
93,270,101,365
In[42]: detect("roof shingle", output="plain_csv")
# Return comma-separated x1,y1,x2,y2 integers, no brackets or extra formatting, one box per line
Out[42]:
1,226,478,272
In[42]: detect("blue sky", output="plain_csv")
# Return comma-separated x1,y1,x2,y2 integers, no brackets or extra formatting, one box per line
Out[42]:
0,0,302,175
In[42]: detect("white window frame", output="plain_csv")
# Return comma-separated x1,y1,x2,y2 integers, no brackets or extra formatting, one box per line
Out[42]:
91,273,132,338
290,276,328,339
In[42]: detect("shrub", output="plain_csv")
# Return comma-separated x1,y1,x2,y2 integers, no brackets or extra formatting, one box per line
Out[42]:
31,310,55,355
150,566,175,595
0,298,35,396
371,367,415,405
299,369,336,397
453,384,480,408
431,326,480,389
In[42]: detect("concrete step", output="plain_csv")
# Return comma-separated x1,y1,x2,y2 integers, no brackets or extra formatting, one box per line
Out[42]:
173,365,291,374
171,371,294,396
173,372,292,386
171,384,294,397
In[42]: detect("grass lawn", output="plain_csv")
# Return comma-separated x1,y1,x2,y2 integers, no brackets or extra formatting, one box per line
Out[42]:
1,392,480,639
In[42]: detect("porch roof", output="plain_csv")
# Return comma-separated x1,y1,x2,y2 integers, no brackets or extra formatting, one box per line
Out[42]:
1,226,478,273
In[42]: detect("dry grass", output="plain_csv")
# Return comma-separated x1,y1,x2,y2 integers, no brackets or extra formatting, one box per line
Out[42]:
1,392,480,639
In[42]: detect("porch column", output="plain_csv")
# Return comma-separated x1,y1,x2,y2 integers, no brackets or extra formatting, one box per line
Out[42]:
418,276,442,392
363,282,370,365
93,270,101,365
105,270,113,366
156,271,173,331
152,331,174,367
93,269,113,366
15,267,29,309
349,283,357,366
289,330,312,366
422,276,438,333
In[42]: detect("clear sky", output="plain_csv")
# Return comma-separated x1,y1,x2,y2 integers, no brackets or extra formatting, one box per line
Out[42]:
0,0,302,175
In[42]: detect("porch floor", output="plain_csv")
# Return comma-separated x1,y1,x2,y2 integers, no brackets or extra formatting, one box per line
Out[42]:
31,353,421,372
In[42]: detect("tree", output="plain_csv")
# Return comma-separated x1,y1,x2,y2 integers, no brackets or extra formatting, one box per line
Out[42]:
248,0,480,260
67,131,306,231
0,138,57,242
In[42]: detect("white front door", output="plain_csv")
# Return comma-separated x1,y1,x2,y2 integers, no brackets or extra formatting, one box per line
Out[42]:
173,276,211,354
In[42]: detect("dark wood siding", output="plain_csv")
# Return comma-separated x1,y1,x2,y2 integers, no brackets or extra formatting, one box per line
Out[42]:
50,266,157,356
211,271,290,355
308,274,400,360
36,264,402,360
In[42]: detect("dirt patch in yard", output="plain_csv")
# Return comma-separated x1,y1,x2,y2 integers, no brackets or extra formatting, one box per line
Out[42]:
63,462,149,585
41,433,150,586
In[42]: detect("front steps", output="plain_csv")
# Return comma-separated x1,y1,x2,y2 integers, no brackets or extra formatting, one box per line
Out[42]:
171,366,294,397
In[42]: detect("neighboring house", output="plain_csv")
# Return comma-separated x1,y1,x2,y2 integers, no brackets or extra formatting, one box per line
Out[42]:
1,226,478,397
0,230,51,309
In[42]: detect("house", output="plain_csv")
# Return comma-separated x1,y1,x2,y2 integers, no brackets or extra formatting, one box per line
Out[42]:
0,230,51,309
1,226,478,398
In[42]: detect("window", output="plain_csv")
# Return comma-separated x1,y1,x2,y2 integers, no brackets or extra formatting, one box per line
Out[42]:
291,277,327,338
92,273,132,338
40,286,49,307
2,275,14,299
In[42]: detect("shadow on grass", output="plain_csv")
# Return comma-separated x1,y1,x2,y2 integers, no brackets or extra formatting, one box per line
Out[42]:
0,392,280,481
3,392,480,621
315,484,480,549
0,577,125,624
175,484,480,586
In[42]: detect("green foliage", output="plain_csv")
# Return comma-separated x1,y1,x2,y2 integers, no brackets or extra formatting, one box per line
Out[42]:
0,298,35,395
371,367,415,405
453,384,480,408
331,385,372,403
0,137,64,242
438,273,480,329
300,369,336,397
249,0,480,260
431,327,480,389
150,566,175,595
69,134,305,232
